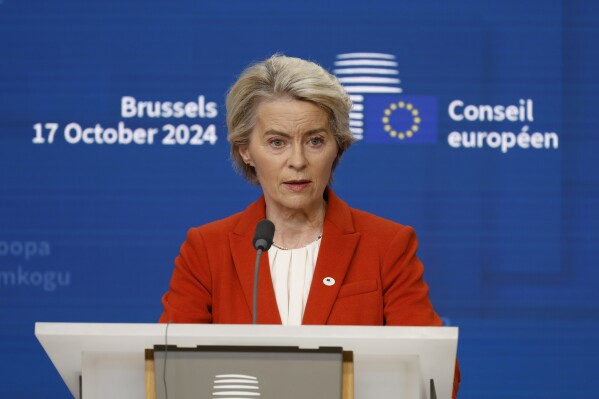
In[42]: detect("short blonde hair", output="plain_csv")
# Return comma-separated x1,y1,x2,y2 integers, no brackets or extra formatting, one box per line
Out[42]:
226,54,354,184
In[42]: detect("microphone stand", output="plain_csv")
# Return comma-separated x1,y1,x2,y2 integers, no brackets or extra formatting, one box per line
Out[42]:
252,248,264,325
252,219,274,325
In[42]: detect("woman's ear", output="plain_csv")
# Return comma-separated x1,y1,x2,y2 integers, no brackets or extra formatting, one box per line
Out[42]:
238,145,253,166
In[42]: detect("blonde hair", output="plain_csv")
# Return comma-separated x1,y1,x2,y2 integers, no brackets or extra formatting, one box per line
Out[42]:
226,54,354,184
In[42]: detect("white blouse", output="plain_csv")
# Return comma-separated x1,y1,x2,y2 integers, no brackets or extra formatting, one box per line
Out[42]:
267,237,322,325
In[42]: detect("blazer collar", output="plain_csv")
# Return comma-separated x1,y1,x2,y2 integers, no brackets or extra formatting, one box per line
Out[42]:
303,188,360,324
229,195,281,324
228,187,360,325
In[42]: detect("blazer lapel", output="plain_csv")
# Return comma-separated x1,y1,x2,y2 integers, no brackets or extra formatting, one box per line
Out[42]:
302,189,360,325
229,197,281,325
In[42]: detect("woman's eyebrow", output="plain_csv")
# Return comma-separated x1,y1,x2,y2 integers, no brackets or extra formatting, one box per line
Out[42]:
263,129,291,137
303,128,328,136
263,128,328,137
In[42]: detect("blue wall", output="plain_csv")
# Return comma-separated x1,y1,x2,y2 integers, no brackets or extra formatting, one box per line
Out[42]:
1,0,598,397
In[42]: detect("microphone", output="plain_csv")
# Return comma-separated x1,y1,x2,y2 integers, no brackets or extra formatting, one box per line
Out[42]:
252,219,275,324
253,219,275,251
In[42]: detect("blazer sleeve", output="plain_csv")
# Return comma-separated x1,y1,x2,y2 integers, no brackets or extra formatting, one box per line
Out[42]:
381,225,441,326
159,228,213,323
381,225,461,398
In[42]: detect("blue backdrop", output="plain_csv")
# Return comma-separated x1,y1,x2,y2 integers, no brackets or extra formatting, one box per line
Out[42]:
1,0,598,397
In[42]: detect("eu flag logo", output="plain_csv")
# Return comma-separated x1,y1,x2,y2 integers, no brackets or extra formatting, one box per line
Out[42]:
363,95,438,144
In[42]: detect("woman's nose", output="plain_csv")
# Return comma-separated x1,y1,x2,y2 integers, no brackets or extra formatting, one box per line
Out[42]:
287,144,307,169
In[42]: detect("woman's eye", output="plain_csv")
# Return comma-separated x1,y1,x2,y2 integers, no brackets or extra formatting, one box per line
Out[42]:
269,138,284,147
309,137,324,146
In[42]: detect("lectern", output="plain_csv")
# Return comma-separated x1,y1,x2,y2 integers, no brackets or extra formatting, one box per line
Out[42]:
35,323,458,399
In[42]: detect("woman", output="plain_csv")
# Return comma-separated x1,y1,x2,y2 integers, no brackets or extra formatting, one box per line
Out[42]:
159,54,459,395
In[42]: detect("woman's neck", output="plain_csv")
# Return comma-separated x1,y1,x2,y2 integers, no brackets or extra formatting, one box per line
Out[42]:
265,200,326,249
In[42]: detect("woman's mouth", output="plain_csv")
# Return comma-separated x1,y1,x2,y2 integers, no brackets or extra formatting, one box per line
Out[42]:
283,180,311,192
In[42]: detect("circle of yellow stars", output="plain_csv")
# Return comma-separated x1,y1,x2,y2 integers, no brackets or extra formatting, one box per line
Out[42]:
381,101,421,140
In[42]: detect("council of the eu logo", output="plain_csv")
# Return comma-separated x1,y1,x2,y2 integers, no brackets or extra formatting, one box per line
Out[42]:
363,95,437,143
333,52,438,144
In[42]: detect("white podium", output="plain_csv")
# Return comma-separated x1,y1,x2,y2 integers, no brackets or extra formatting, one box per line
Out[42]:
35,322,457,399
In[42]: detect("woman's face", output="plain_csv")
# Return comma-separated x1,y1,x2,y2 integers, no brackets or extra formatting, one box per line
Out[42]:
239,97,338,216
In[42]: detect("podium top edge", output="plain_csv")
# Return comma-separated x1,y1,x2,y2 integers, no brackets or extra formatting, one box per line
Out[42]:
34,322,458,339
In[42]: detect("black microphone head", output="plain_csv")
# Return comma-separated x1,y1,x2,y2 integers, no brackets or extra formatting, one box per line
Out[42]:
253,219,275,251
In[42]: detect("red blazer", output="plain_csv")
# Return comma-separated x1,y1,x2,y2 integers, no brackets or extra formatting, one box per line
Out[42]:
159,188,460,395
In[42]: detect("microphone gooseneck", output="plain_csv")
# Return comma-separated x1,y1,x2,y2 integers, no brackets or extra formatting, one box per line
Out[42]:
252,219,275,324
